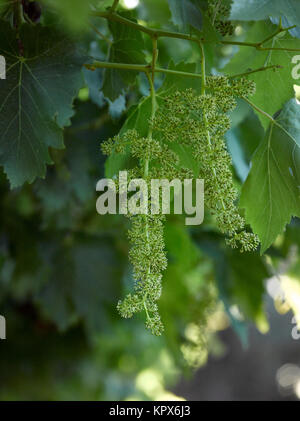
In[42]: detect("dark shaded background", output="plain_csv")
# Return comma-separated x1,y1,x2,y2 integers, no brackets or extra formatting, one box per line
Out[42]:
174,297,300,401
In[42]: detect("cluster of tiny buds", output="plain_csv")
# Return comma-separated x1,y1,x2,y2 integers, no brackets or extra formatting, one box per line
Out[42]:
153,76,259,253
101,75,259,335
102,127,185,336
208,0,235,36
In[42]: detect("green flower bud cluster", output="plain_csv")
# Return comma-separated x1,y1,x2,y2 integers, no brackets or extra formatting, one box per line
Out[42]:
101,76,258,334
102,127,191,335
152,77,259,252
208,0,235,36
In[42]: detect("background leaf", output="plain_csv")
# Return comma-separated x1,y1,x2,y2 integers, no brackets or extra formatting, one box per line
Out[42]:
36,235,122,333
167,0,203,32
0,21,85,187
240,99,300,253
42,0,96,32
226,107,264,182
224,21,299,130
270,16,300,39
231,0,300,32
102,12,146,101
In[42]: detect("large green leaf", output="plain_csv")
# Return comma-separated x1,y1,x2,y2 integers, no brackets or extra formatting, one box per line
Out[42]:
102,12,146,101
167,0,203,31
0,0,7,14
0,21,85,187
226,108,264,182
231,0,300,30
224,21,299,130
36,236,122,333
42,0,96,31
271,16,300,39
240,99,300,253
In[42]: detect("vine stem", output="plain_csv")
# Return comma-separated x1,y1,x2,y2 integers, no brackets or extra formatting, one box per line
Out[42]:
91,10,300,52
85,61,282,80
142,43,159,323
222,22,298,51
242,97,276,124
242,96,295,140
199,41,226,212
199,41,206,95
211,0,222,26
222,43,300,52
89,23,112,45
151,37,158,83
110,0,119,13
12,0,24,55
84,61,203,79
229,65,282,79
91,10,200,41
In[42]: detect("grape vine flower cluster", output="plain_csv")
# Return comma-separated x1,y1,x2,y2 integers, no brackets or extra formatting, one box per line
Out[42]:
153,76,259,253
208,0,235,36
102,128,192,335
101,75,259,335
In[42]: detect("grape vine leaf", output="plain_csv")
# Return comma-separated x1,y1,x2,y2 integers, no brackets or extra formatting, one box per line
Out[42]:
102,12,146,101
271,16,300,39
230,0,300,30
0,21,86,188
0,0,6,14
104,95,153,178
36,236,122,333
224,21,299,130
240,99,300,254
43,0,97,32
167,0,203,31
226,108,264,182
198,240,249,347
158,60,202,95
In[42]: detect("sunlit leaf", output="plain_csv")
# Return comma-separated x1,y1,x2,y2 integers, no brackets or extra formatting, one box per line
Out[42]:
241,99,300,253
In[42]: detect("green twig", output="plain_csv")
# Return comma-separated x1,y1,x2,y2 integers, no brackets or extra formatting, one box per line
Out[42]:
151,37,158,82
89,23,112,45
258,23,296,46
229,64,282,79
199,43,225,211
110,0,119,13
13,0,22,29
242,97,275,123
91,10,300,51
223,22,299,51
243,96,298,146
142,49,159,322
91,11,201,41
257,46,300,52
199,41,206,94
221,41,300,52
84,61,203,79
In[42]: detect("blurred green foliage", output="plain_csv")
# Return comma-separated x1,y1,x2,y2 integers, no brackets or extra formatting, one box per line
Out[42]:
0,0,299,401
